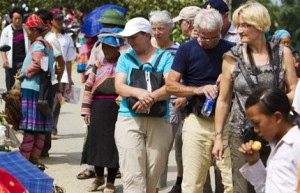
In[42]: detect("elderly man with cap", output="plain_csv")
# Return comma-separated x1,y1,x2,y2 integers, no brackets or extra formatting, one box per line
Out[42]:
49,8,77,137
203,0,240,43
173,6,201,40
114,17,173,193
166,8,234,193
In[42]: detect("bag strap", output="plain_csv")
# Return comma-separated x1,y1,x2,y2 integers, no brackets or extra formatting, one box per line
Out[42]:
271,44,280,87
153,51,166,71
126,51,166,71
38,39,46,47
35,40,51,76
126,53,141,68
230,49,257,93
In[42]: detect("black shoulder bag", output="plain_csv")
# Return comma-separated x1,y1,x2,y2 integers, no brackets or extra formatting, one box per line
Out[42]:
126,52,167,117
37,40,53,117
231,43,280,142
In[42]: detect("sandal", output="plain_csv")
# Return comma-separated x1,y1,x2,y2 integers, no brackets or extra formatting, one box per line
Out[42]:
104,183,116,193
87,176,105,192
35,162,47,172
77,168,96,180
30,158,47,172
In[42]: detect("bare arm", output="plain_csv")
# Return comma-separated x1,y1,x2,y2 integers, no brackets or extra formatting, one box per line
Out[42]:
55,55,65,82
115,72,151,98
115,72,155,113
166,69,218,98
1,52,9,68
150,73,170,101
213,54,235,160
282,46,298,103
66,60,73,87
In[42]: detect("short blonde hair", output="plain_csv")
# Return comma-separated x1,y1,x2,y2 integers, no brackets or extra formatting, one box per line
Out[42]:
232,1,271,32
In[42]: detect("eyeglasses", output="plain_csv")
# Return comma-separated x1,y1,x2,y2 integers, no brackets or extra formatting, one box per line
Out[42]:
237,23,253,30
198,35,220,42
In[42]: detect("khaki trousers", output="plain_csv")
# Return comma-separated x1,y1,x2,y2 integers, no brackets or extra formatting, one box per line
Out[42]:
182,114,233,193
115,116,172,193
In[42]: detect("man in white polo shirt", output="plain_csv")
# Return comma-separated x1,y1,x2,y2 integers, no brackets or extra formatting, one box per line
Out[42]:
50,8,76,136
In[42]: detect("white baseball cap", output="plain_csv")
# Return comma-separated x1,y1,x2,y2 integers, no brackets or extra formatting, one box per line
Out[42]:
118,17,153,37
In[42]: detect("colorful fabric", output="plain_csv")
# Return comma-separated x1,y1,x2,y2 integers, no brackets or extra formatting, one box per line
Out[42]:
0,151,53,193
12,28,26,63
98,28,124,47
20,132,46,160
81,59,117,116
31,133,46,159
25,14,48,32
85,36,98,49
19,88,52,133
76,36,97,73
13,32,25,44
20,132,34,160
271,29,291,45
21,41,54,92
0,168,28,193
77,44,89,73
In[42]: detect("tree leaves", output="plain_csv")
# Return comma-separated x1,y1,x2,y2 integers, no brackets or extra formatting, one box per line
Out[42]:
1,0,299,45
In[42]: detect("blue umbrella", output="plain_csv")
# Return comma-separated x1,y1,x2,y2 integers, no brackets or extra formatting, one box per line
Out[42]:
81,4,126,37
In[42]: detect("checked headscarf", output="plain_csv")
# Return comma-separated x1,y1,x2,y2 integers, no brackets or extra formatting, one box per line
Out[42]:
25,14,49,32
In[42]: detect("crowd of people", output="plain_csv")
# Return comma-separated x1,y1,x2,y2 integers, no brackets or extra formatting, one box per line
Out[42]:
1,0,300,193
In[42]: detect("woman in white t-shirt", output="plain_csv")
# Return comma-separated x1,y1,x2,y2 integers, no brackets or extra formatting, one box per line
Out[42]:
239,88,300,193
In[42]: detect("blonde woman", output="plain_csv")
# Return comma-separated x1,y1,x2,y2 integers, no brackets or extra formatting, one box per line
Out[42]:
213,1,298,193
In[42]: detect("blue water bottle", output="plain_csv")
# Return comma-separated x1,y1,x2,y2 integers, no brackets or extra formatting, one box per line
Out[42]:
201,96,215,117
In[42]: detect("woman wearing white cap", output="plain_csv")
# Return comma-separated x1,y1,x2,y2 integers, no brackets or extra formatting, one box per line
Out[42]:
114,17,173,193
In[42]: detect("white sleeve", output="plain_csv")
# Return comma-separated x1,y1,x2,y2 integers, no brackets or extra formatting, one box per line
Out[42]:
292,80,300,114
0,26,8,45
239,159,266,193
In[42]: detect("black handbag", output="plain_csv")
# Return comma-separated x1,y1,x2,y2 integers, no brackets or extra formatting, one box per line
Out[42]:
36,40,53,117
126,52,167,117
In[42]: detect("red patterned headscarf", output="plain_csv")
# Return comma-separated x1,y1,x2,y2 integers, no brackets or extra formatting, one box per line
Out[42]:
25,14,49,32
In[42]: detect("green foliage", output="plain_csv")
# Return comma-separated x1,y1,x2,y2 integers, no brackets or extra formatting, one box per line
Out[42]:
1,0,300,46
0,0,201,43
